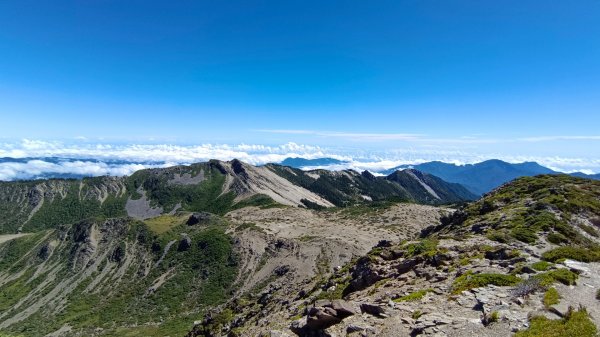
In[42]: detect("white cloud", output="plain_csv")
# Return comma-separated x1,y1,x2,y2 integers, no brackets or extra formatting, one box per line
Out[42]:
0,160,172,181
0,139,598,181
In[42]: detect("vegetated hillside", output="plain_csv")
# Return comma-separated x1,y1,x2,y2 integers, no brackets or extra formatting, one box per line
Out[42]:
432,174,600,247
0,213,238,336
0,160,473,235
0,160,328,234
385,169,476,204
188,175,600,337
267,164,476,207
0,189,452,337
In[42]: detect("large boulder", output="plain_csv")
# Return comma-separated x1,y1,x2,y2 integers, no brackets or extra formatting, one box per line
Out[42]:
187,212,212,226
359,303,388,318
177,234,192,252
304,300,356,330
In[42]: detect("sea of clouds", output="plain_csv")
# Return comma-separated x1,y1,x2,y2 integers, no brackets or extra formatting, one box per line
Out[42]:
0,139,598,181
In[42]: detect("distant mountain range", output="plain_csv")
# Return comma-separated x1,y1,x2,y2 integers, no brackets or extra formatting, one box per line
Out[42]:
269,164,477,206
279,157,600,195
0,160,475,234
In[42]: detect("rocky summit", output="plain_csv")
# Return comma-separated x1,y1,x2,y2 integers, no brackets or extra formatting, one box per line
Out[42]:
0,165,599,337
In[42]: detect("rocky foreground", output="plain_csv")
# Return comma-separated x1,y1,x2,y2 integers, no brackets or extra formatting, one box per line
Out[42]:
0,173,598,337
189,175,600,337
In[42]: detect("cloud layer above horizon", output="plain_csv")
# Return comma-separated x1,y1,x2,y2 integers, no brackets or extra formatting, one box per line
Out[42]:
0,139,599,181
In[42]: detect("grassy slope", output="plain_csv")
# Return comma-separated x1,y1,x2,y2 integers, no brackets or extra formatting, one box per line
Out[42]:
0,216,238,337
435,175,600,248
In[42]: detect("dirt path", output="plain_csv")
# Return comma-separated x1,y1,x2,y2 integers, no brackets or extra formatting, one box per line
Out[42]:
0,233,30,244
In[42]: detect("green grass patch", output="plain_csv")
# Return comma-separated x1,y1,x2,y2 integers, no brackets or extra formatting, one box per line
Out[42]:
531,261,553,271
514,308,597,337
534,269,579,287
542,246,600,263
393,288,433,302
543,288,560,308
547,233,569,245
451,272,520,294
404,239,439,258
143,213,189,234
511,226,538,244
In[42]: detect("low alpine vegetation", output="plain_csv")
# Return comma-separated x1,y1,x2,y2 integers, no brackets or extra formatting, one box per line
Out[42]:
452,272,520,294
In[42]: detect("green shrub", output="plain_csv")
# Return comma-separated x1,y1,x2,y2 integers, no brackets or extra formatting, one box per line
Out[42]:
451,272,520,294
511,227,538,244
404,239,439,258
534,269,579,287
393,289,433,302
542,246,600,263
531,261,553,271
547,232,569,245
489,311,500,323
543,288,560,308
487,230,511,243
514,308,597,337
578,224,599,237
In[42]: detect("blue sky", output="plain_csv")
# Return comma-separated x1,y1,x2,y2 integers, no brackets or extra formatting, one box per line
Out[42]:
1,1,599,173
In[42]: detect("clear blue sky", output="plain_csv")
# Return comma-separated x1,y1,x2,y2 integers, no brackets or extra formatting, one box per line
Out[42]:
0,1,599,155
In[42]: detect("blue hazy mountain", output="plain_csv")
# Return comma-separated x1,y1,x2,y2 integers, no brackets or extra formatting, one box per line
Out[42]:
570,172,600,180
282,158,600,196
380,160,557,195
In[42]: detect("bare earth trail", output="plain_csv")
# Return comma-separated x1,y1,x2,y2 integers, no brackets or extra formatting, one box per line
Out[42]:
0,233,30,244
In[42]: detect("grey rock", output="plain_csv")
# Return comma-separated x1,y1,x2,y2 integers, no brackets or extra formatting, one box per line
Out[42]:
549,302,572,318
306,306,342,329
177,234,192,251
187,212,212,225
360,303,388,317
330,300,356,317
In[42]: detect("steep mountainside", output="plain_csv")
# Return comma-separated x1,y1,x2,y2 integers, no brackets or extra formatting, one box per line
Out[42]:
188,175,600,337
0,213,239,336
385,169,476,204
0,160,472,235
267,164,476,207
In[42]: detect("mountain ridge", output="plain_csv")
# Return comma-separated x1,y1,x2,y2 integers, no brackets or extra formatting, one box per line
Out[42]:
0,160,474,235
279,157,600,195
